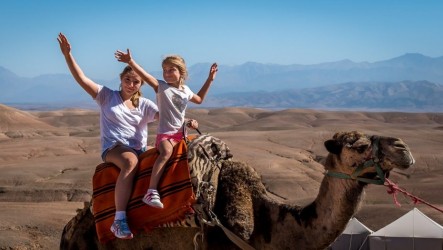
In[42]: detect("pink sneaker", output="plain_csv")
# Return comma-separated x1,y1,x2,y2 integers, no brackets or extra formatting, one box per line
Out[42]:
142,189,164,208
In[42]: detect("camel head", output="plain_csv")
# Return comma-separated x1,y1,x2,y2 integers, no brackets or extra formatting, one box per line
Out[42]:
324,131,415,184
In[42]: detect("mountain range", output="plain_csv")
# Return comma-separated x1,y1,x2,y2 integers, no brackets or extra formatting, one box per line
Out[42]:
1,53,443,111
202,80,443,112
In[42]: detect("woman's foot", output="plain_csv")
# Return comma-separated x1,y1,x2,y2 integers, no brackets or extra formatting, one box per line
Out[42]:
110,219,133,239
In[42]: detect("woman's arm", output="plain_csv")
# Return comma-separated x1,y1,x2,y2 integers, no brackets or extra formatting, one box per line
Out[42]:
115,49,159,93
57,33,99,98
191,63,218,104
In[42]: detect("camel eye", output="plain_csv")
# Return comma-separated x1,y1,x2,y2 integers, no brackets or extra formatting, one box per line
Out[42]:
355,145,368,154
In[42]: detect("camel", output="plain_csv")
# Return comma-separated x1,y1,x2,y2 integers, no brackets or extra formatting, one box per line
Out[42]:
60,131,415,250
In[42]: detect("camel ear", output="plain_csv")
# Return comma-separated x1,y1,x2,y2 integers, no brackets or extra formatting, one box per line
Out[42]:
325,140,342,155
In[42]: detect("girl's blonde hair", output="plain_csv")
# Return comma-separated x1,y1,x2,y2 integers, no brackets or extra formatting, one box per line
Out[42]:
162,55,188,86
120,66,143,107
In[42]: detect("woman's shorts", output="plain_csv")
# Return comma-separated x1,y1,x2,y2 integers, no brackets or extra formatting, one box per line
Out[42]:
101,144,146,162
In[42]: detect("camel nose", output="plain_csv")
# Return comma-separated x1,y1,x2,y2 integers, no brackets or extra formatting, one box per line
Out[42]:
393,140,407,149
393,140,416,166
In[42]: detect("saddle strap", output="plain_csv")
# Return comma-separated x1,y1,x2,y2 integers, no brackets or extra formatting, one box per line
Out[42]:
195,208,255,250
216,221,256,250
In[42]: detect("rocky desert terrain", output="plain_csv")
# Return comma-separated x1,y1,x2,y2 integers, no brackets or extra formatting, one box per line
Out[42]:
0,104,442,249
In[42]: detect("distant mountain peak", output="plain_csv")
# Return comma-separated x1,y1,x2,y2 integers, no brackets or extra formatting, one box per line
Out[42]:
389,53,431,61
0,66,18,78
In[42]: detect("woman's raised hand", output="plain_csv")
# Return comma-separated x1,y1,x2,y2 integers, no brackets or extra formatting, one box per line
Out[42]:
115,49,132,63
57,33,71,56
208,63,218,81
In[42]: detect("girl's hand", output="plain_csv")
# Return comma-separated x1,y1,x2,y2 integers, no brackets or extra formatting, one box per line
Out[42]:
186,119,199,129
208,63,218,81
57,33,71,56
115,49,132,63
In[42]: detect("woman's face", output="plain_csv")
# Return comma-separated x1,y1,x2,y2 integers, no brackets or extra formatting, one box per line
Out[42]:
120,71,142,95
162,63,181,85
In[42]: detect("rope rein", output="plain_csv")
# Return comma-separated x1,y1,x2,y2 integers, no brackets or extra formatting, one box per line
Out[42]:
384,178,443,213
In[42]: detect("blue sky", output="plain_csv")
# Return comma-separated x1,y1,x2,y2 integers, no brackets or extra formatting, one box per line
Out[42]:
1,0,443,80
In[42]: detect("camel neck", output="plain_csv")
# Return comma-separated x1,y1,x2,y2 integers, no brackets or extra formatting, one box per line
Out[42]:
308,176,364,248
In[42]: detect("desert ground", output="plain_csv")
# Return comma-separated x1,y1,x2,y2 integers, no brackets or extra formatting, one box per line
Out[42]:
0,103,443,249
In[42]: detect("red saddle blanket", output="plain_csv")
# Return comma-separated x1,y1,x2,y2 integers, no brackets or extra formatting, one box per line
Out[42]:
92,139,196,243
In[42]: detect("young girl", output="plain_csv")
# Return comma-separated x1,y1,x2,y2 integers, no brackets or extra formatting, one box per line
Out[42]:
115,49,218,208
58,33,159,239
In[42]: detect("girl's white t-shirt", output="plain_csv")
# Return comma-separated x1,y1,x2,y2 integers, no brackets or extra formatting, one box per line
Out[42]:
156,80,194,134
95,85,158,154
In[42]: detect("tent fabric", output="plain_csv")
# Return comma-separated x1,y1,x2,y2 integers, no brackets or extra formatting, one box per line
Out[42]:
328,217,373,250
343,217,374,234
369,237,442,250
371,208,443,238
369,208,443,250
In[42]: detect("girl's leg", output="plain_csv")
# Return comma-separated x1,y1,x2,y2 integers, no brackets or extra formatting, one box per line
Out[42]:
150,139,176,188
143,139,176,208
104,146,139,239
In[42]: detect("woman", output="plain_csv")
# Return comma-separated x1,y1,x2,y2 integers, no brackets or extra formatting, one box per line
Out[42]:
58,33,159,239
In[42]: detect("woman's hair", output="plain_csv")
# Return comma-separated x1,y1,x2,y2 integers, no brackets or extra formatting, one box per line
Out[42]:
162,55,188,86
120,66,143,107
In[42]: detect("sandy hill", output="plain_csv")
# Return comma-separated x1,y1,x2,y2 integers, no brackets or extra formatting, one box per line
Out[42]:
35,109,100,128
188,108,443,133
0,104,56,132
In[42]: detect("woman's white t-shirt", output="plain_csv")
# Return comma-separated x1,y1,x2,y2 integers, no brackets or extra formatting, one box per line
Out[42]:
156,80,194,134
95,85,158,154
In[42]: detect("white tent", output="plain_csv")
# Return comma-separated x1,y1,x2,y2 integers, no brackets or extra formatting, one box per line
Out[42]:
369,208,443,250
328,217,373,250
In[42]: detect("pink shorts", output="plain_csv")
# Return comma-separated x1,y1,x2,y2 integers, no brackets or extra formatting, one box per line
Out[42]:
155,132,184,148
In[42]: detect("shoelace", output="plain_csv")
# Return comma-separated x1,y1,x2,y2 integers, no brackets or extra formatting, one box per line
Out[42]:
146,191,160,201
121,222,130,232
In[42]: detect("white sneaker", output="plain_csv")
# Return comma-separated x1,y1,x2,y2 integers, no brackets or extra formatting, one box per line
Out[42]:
110,219,133,239
142,189,164,208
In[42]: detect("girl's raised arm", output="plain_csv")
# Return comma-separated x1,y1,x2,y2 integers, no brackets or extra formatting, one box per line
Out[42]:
57,33,99,98
115,49,159,93
191,63,218,104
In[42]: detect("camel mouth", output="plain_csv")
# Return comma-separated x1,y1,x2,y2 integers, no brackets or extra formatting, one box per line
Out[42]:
397,162,414,170
360,170,389,181
391,141,416,169
384,153,415,170
405,152,416,167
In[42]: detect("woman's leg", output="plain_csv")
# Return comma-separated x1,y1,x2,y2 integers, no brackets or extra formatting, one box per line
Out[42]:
105,146,139,211
104,146,139,239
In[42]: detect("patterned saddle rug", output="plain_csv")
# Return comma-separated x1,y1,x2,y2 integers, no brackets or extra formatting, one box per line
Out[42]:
92,138,196,243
